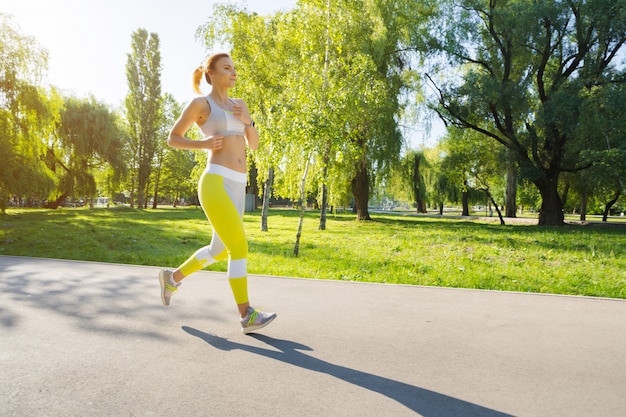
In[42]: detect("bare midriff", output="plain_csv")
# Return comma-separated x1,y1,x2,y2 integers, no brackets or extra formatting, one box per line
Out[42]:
208,135,247,173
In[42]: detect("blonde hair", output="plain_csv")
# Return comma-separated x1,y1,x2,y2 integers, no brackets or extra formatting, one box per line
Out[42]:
192,53,231,94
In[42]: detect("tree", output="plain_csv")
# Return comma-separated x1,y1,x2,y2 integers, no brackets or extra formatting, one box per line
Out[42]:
46,96,125,208
409,150,429,213
150,93,179,208
159,97,198,207
199,0,433,225
426,0,626,225
336,0,409,221
428,155,460,215
0,14,54,212
160,147,197,206
125,28,162,209
288,0,433,222
577,81,626,220
447,128,508,223
504,148,518,217
388,150,429,212
198,4,299,230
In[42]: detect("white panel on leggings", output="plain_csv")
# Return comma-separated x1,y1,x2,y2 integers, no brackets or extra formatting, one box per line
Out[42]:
228,259,247,278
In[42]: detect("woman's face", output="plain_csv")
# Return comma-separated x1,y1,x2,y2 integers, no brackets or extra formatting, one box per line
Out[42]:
210,56,237,88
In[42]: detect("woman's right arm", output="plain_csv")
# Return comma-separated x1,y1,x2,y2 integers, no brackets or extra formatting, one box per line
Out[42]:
167,98,223,151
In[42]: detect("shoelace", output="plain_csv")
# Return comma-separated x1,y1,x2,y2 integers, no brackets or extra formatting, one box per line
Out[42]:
245,309,259,325
164,281,178,293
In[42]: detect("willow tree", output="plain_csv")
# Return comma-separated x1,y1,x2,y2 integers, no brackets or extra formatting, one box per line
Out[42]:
0,14,54,211
125,28,162,209
426,0,626,225
315,0,429,221
47,96,125,208
425,146,460,215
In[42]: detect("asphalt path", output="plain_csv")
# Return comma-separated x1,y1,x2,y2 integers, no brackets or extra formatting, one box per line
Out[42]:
1,255,624,417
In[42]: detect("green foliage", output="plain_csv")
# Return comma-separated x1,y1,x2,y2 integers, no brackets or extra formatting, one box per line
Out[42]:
443,127,507,206
0,14,54,211
50,96,126,201
198,1,431,221
150,93,186,207
1,207,624,298
384,150,430,211
124,28,163,208
577,82,626,208
4,3,625,227
427,0,626,225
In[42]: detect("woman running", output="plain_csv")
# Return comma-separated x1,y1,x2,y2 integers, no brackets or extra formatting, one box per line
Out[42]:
158,52,276,334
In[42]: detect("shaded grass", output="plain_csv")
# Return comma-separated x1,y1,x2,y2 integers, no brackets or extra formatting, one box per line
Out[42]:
1,206,625,299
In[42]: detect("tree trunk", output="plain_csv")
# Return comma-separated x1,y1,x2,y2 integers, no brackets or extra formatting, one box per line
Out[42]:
602,190,620,222
560,180,570,213
413,155,427,214
483,189,505,225
152,145,165,209
129,174,136,208
43,193,69,209
461,181,469,216
317,0,332,229
580,189,587,221
294,158,311,257
0,192,6,214
143,175,151,209
152,170,161,209
247,161,259,211
535,176,565,226
351,156,371,221
505,159,517,218
319,151,330,230
137,148,146,209
261,167,274,232
319,182,328,230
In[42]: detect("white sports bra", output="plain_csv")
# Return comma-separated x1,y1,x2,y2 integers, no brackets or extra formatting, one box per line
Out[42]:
198,95,246,138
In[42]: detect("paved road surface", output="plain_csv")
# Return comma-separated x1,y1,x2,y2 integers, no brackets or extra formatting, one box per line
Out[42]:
1,255,624,417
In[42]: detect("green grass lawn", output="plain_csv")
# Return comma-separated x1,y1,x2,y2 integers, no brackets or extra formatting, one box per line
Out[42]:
1,206,625,299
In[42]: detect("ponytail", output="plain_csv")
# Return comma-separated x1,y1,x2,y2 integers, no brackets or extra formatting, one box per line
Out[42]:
192,66,205,94
191,53,231,94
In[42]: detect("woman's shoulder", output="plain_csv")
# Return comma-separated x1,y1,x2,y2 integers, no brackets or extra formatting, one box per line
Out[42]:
183,96,211,112
189,95,211,106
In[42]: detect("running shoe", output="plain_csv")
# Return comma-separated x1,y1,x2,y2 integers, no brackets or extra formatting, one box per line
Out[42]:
158,269,179,306
240,307,277,334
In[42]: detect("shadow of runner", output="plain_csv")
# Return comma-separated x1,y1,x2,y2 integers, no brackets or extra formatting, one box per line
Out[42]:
182,326,516,417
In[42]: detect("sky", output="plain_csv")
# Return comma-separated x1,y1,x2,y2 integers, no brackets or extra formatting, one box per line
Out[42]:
2,0,442,147
2,0,297,106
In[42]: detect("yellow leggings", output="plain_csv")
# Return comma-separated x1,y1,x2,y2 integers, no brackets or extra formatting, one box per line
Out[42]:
178,165,249,305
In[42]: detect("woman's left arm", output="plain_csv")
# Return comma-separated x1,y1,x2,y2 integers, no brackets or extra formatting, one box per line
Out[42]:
233,99,259,150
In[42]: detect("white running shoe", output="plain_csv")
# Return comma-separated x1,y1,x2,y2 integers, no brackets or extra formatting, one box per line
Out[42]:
240,307,277,334
158,269,180,306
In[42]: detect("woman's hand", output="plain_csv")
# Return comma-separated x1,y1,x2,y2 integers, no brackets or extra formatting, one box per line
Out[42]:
203,135,224,150
230,98,259,150
232,103,252,126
